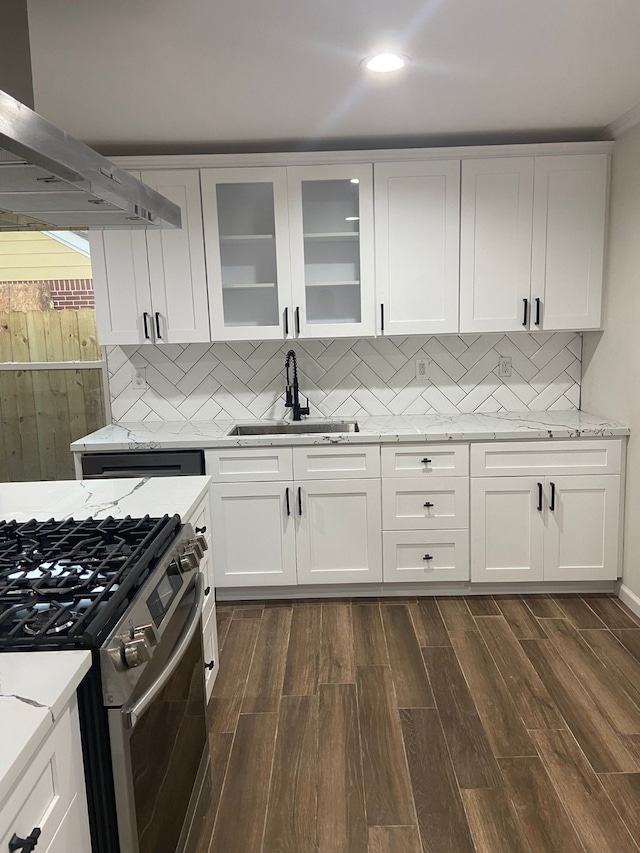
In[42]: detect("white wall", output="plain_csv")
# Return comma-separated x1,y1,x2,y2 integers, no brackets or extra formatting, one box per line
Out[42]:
582,123,640,599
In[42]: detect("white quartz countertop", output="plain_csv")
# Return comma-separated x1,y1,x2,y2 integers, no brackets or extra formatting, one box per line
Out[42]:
0,475,211,524
70,411,629,452
0,476,211,803
0,651,91,804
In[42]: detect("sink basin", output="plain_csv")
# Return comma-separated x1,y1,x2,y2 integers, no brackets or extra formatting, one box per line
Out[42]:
227,421,359,436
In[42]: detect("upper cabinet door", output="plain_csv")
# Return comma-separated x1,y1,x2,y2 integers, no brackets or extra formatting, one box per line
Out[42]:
201,167,292,341
531,154,608,331
287,163,375,338
90,170,152,346
460,158,534,333
141,170,210,343
375,160,460,335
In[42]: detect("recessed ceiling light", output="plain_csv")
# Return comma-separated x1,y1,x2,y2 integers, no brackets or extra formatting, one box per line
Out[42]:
363,52,409,73
350,178,360,184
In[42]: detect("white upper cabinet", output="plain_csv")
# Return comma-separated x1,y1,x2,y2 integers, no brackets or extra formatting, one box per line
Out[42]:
287,164,376,338
201,167,293,341
531,154,608,331
460,153,608,334
375,160,460,335
141,169,210,343
91,169,209,344
460,157,535,333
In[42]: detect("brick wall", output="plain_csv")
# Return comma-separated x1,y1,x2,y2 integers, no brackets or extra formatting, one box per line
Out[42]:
48,279,95,310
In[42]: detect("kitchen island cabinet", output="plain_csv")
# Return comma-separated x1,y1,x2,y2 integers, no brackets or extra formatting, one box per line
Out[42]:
0,653,92,853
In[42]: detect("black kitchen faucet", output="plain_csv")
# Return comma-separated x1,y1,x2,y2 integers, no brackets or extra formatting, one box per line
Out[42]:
284,349,310,421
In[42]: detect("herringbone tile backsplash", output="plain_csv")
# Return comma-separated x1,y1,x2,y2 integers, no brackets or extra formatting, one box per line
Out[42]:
106,332,582,422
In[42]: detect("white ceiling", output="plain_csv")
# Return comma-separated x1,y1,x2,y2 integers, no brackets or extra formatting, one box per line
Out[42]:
26,0,640,153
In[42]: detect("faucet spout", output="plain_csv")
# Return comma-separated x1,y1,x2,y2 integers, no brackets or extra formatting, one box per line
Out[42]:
284,349,310,421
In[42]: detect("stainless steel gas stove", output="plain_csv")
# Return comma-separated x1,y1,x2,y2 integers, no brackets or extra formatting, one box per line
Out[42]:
0,514,211,853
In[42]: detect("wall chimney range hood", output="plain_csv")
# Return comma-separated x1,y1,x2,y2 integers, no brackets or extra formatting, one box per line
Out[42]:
0,89,181,231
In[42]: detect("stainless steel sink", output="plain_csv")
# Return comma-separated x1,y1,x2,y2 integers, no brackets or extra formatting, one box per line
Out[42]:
227,421,359,436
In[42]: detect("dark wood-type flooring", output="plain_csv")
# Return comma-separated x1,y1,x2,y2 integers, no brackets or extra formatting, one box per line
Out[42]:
194,593,640,853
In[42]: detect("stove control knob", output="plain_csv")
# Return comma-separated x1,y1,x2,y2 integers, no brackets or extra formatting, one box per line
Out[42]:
179,536,208,572
123,637,151,669
133,623,159,647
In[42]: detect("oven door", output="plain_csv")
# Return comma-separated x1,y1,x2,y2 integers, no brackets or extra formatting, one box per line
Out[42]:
108,574,210,853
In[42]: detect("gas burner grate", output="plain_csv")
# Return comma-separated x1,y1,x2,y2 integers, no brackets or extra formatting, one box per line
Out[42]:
0,514,181,648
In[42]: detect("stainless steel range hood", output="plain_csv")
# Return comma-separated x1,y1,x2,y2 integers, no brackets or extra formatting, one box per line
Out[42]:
0,89,181,230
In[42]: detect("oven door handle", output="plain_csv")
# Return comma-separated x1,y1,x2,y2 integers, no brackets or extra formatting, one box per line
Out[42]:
124,573,204,730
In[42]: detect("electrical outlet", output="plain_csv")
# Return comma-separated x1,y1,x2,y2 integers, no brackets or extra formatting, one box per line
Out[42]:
132,367,147,389
415,357,429,381
498,356,512,378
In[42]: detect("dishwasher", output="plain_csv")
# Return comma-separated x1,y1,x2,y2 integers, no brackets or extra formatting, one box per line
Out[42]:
80,449,205,478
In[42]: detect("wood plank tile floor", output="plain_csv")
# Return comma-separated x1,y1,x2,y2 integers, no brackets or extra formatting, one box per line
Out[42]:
194,593,640,853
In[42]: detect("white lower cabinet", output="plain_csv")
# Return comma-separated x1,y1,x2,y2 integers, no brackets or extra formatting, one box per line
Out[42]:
210,482,297,587
295,480,382,584
211,479,382,587
0,697,90,853
471,474,621,583
203,608,219,701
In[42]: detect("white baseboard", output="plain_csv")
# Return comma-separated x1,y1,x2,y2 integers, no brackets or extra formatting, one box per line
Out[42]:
216,580,616,602
618,583,640,620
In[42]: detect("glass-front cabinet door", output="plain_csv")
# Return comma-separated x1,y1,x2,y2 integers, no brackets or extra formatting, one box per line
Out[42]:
287,164,375,338
201,167,292,340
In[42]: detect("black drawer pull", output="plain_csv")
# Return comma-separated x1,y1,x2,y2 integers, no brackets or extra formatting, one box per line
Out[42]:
142,312,151,340
522,298,528,326
380,303,385,332
195,525,207,534
421,458,432,464
155,311,162,340
9,829,41,853
204,586,211,596
297,486,303,516
550,482,556,512
423,502,434,508
537,482,543,512
285,487,291,517
204,661,215,671
295,306,301,335
422,554,433,561
535,297,541,326
284,307,289,336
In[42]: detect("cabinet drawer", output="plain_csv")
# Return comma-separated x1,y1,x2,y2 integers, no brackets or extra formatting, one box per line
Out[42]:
203,609,218,701
383,478,469,530
201,551,215,624
44,795,91,853
381,444,469,477
205,447,293,482
0,699,87,849
190,494,211,542
293,445,380,480
470,439,622,477
383,530,469,583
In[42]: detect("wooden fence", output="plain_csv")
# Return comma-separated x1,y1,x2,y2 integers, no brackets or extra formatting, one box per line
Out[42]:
0,309,105,482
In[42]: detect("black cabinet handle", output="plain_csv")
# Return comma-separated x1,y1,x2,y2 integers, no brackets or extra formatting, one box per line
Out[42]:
537,482,543,512
421,458,432,464
285,487,291,517
423,502,434,508
297,486,302,516
380,303,385,333
422,554,433,561
143,312,151,340
550,482,556,512
284,307,289,336
295,307,300,335
155,312,162,340
9,829,41,853
204,586,211,596
195,525,207,534
535,297,541,326
522,298,529,327
204,661,214,671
